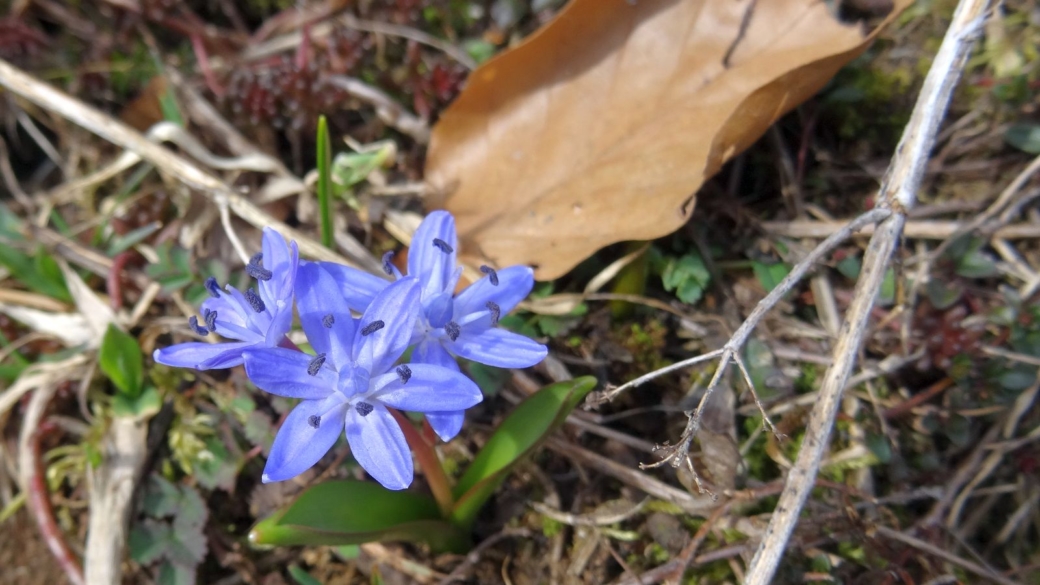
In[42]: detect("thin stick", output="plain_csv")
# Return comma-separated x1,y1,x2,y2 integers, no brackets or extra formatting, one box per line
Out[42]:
590,207,890,407
744,1,990,583
761,219,1040,240
874,526,1022,585
0,58,352,267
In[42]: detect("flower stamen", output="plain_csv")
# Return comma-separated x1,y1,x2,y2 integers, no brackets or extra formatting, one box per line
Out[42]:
480,265,499,286
204,277,221,298
307,353,326,376
188,316,209,336
308,415,321,428
445,321,461,341
245,288,266,313
355,402,374,417
486,301,501,325
361,320,385,336
322,314,335,328
396,365,411,383
382,251,395,275
432,238,453,253
204,309,218,332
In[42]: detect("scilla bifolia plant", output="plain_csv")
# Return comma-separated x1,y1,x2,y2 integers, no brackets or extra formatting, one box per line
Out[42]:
155,213,596,552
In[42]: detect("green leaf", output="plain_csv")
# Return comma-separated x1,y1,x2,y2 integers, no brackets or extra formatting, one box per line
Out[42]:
316,115,334,249
451,376,597,528
462,39,497,64
331,146,394,191
112,386,161,418
752,261,790,293
662,253,710,305
0,245,72,302
288,565,323,585
249,481,469,552
100,324,144,398
145,243,194,292
1006,123,1040,154
157,562,194,585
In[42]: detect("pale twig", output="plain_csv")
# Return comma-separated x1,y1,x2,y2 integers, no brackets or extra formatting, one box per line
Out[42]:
762,219,1040,239
240,13,477,70
874,526,1022,585
933,150,1040,257
589,207,890,476
744,2,990,583
325,75,430,143
0,57,353,267
545,437,717,517
84,416,149,585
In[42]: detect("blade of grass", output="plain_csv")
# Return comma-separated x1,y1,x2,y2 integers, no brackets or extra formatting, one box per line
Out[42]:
316,115,333,249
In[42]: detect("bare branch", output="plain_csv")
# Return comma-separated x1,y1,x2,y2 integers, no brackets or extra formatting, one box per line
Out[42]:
744,1,991,582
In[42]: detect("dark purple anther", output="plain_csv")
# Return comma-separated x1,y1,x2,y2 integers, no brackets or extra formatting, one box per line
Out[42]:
307,353,326,376
480,265,499,286
361,320,385,336
204,277,221,298
322,314,335,328
396,365,411,384
246,252,273,281
204,309,218,332
246,263,273,281
245,288,266,313
445,321,461,341
382,251,395,275
432,238,453,253
308,415,321,428
355,402,374,417
188,316,209,336
486,301,501,325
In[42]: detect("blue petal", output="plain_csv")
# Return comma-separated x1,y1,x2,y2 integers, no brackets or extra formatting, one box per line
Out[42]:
407,210,458,300
153,341,252,370
353,277,421,375
423,291,454,329
264,301,294,347
424,411,465,442
259,228,297,309
413,339,459,371
344,403,412,490
262,397,348,483
243,348,336,399
201,293,248,330
454,265,534,317
295,262,356,365
448,328,547,369
319,261,390,313
370,364,482,412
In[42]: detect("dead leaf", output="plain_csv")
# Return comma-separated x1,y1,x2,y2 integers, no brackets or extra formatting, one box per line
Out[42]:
426,0,910,280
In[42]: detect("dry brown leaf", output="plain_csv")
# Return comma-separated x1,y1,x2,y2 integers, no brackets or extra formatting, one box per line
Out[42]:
426,0,910,280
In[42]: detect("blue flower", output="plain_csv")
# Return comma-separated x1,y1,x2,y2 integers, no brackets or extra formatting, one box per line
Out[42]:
154,228,299,370
318,211,547,441
242,263,483,489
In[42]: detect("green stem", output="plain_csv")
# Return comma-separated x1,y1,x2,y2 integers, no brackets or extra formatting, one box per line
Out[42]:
389,409,454,518
316,115,333,249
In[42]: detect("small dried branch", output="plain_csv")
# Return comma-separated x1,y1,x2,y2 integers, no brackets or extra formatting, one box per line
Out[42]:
0,57,354,267
744,1,991,583
762,218,1040,240
588,207,890,472
874,526,1021,585
84,416,149,585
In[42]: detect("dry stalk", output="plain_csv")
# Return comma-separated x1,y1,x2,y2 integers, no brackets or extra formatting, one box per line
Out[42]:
0,57,353,267
743,1,991,583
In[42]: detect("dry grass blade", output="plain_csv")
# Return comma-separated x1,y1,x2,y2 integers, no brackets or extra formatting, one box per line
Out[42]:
0,57,353,267
427,0,910,279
